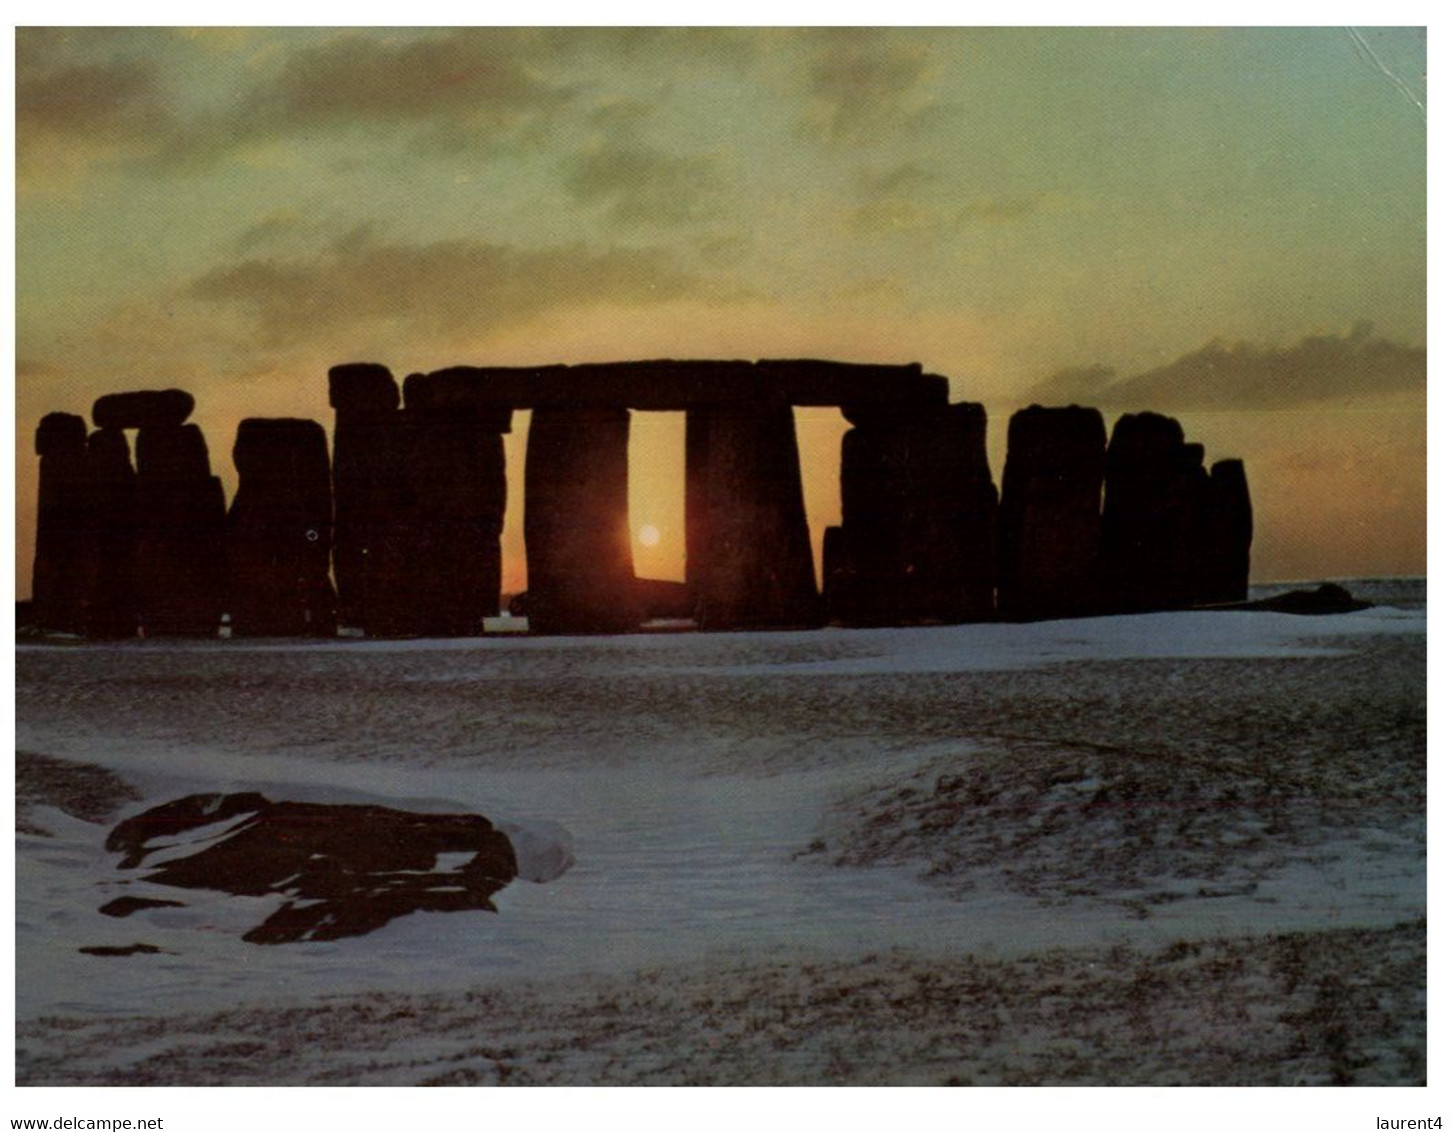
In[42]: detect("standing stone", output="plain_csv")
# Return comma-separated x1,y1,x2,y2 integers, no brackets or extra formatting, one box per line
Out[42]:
134,422,226,635
329,363,419,636
86,428,139,638
1197,459,1253,603
403,375,511,636
226,419,336,637
1169,443,1209,609
32,413,96,634
525,406,641,634
996,405,1106,621
689,402,821,630
1100,412,1204,613
830,402,996,626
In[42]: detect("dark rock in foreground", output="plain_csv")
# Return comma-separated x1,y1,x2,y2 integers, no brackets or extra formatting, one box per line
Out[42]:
99,896,186,918
1216,583,1371,616
78,943,167,957
105,793,518,944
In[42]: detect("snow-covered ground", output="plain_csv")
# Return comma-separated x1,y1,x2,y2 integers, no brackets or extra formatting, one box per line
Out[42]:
13,581,1426,1084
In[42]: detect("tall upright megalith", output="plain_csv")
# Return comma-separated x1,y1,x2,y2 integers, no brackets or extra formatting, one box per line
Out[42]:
227,418,336,637
32,412,96,634
86,427,139,638
133,420,226,635
525,406,641,634
403,375,510,636
1197,459,1253,603
688,401,821,630
1100,411,1204,613
329,363,420,636
829,401,996,626
996,405,1106,621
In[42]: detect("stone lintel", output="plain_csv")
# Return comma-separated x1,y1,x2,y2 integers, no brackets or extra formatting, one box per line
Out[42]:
405,358,942,411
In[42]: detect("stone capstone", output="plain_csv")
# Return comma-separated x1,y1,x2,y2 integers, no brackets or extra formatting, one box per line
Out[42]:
91,389,195,431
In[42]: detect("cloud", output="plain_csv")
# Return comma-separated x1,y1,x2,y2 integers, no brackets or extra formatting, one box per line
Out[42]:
957,197,1040,224
1025,324,1426,410
858,162,938,198
122,28,760,172
16,358,68,380
564,142,724,226
244,31,564,132
16,54,178,185
188,227,721,347
148,30,573,168
798,34,938,143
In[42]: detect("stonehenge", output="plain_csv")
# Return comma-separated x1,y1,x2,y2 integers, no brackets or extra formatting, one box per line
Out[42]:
1100,412,1204,614
524,406,642,634
828,401,997,626
133,422,227,635
328,363,410,635
29,359,1255,638
86,428,140,638
92,389,194,431
32,413,95,634
688,401,821,630
1198,459,1253,604
403,374,510,637
226,418,336,637
996,406,1106,621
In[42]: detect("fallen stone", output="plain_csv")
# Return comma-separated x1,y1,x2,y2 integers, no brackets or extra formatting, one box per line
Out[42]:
106,793,519,945
99,896,186,918
1217,583,1370,615
78,944,167,957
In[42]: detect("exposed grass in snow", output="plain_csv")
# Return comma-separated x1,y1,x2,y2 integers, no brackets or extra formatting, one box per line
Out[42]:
16,920,1425,1086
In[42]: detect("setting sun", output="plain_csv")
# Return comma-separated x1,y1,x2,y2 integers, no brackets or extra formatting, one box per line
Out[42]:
638,525,661,548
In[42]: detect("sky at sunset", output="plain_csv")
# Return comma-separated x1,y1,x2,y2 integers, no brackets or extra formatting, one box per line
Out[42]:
14,26,1426,597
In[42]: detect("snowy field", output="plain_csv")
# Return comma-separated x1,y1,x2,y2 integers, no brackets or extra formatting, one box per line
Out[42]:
13,580,1426,1085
